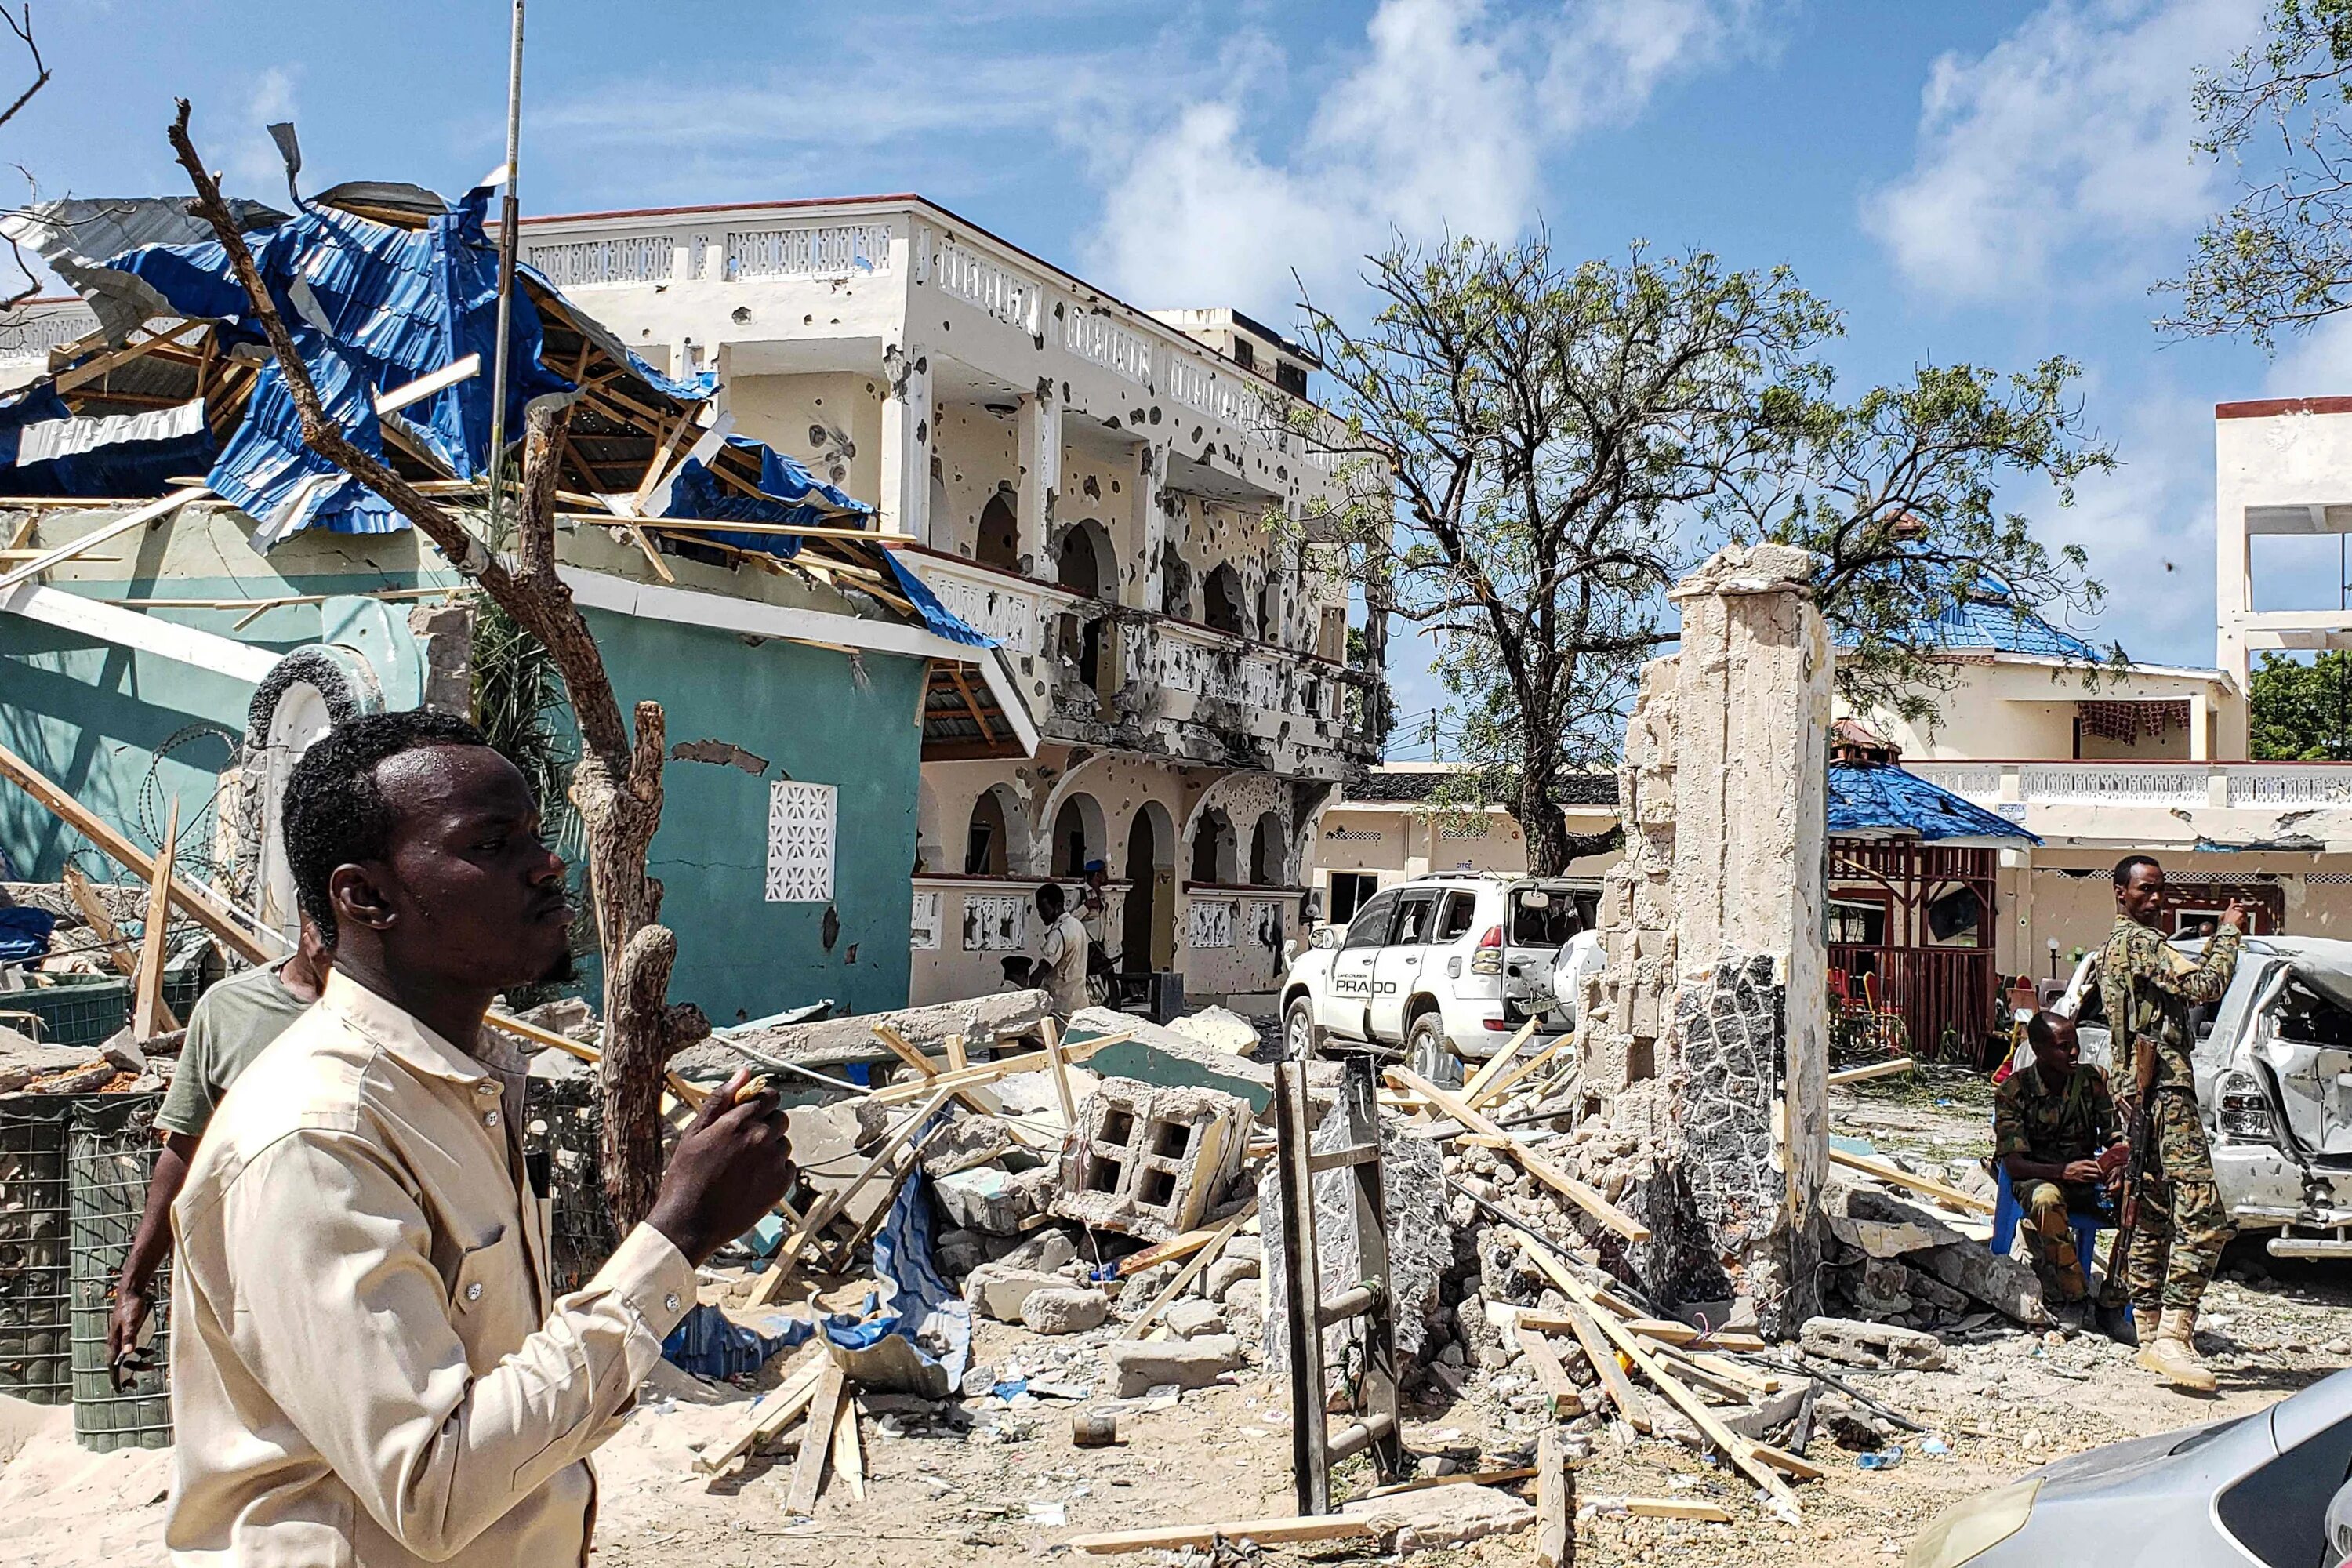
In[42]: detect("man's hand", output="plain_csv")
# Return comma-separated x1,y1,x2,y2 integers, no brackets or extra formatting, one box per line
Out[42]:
2220,899,2251,933
644,1069,795,1269
106,1283,156,1391
2060,1158,2103,1185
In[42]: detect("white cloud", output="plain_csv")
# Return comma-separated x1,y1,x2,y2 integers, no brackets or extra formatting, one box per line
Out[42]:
1080,0,1761,316
1864,0,2259,303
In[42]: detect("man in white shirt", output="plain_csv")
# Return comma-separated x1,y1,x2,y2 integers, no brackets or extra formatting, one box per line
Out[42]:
165,710,796,1566
1034,881,1092,1018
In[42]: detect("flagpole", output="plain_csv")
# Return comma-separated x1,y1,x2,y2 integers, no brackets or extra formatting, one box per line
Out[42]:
487,0,526,530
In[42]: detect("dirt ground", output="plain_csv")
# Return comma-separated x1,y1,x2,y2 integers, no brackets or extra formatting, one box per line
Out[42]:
6,1067,2347,1568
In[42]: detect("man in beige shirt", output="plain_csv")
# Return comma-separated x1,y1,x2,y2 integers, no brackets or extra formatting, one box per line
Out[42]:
167,710,794,1566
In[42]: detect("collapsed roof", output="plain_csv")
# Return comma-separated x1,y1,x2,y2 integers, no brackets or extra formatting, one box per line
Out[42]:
0,179,1019,758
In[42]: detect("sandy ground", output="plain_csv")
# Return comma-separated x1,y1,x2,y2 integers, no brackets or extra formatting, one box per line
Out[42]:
8,1069,2347,1568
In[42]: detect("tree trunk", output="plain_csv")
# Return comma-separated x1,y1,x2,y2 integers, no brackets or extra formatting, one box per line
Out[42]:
168,100,707,1229
1515,774,1573,877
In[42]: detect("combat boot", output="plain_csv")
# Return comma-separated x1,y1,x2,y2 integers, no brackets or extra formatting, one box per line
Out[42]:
2136,1308,2219,1392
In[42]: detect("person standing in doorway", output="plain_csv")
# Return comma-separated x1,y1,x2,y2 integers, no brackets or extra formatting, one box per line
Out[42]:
106,919,333,1386
2099,854,2244,1392
1034,881,1091,1019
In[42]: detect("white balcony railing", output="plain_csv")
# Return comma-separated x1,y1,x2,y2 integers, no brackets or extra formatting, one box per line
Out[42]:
1907,759,2352,813
1130,617,1338,724
903,553,1076,659
1062,307,1152,386
0,301,98,364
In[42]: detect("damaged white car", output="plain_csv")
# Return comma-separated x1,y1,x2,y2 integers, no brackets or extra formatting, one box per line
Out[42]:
2057,935,2352,1259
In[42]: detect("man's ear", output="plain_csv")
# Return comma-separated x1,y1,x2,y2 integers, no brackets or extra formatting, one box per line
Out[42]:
327,862,399,936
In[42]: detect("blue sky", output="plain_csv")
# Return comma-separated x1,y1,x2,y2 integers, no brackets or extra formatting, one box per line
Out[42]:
16,0,2331,729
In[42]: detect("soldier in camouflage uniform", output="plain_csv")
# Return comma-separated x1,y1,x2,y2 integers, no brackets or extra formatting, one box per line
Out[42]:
1995,1011,2122,1312
2098,855,2243,1392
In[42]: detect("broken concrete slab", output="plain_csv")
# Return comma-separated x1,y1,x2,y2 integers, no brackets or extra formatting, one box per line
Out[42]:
999,1229,1077,1273
0,1033,98,1093
1721,1383,1809,1441
1342,1476,1536,1552
1828,1214,1946,1259
674,989,1054,1077
1069,1007,1330,1115
1912,1242,2047,1325
931,1163,1055,1235
1167,1006,1261,1057
1104,1334,1243,1396
1162,1298,1226,1339
1051,1076,1252,1242
964,1264,1068,1322
1204,1254,1258,1301
1021,1286,1110,1335
919,1112,1016,1178
1799,1316,1946,1371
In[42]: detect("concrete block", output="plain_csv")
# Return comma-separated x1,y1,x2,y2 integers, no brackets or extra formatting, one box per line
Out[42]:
1798,1316,1946,1371
920,1112,1016,1178
1021,1286,1110,1335
1167,1006,1261,1057
1721,1383,1809,1441
930,1163,1054,1235
1203,1255,1258,1301
1828,1214,1945,1259
1069,1007,1336,1114
1343,1477,1535,1553
1163,1298,1226,1339
1912,1243,2047,1324
1221,1279,1261,1316
962,1264,1067,1322
1000,1229,1078,1273
1104,1334,1243,1396
1051,1076,1252,1242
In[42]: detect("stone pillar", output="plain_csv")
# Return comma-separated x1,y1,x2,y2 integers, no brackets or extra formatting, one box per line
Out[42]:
880,343,933,546
1580,544,1830,1334
1134,443,1166,611
1016,380,1059,578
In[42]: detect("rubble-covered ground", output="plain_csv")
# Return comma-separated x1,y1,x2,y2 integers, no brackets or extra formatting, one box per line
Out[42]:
6,1037,2350,1568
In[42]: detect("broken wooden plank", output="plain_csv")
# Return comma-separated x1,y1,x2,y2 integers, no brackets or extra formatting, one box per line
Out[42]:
372,351,480,417
1827,1057,1915,1087
1459,1016,1539,1108
1536,1426,1571,1568
0,739,272,963
695,1350,830,1475
784,1361,845,1515
1552,1302,1649,1435
1109,1221,1227,1279
1513,1323,1583,1418
1614,1498,1732,1523
864,1029,1134,1105
131,800,178,1040
1069,1515,1382,1554
1523,1247,1802,1517
750,1083,959,1307
1389,1066,1650,1243
1362,1466,1540,1499
63,866,176,1032
1469,1024,1579,1109
1828,1148,1996,1216
1116,1208,1252,1341
1040,1016,1080,1128
0,487,209,595
872,1020,998,1120
828,1390,866,1503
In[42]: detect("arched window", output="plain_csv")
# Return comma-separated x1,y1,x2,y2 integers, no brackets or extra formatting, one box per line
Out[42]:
1051,793,1105,877
1203,564,1245,635
1249,812,1284,886
1190,806,1237,885
1056,520,1112,600
965,786,1014,875
976,491,1020,573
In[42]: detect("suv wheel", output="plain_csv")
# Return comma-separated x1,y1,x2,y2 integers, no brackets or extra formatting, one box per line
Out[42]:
1407,1011,1462,1088
1284,996,1322,1060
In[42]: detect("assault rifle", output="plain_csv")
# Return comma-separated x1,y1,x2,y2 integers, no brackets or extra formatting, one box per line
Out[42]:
2097,964,2157,1324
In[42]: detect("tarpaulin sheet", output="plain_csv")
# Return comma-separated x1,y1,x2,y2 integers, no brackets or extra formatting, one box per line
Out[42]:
1828,762,2039,845
656,436,872,550
0,383,216,498
884,550,999,649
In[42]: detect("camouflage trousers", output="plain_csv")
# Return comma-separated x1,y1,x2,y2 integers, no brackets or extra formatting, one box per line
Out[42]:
2014,1178,2097,1301
2123,1088,2234,1315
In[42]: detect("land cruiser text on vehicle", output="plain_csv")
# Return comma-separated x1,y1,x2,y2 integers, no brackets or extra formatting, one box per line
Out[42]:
1279,873,1602,1085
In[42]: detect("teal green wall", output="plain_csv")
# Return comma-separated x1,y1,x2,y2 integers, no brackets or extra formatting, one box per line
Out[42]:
585,607,922,1025
0,576,390,885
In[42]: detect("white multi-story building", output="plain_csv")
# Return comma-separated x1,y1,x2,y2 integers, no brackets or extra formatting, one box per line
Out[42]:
514,195,1379,1004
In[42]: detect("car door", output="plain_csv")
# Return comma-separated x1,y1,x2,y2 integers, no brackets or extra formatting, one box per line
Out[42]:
1369,890,1439,1041
1322,888,1396,1037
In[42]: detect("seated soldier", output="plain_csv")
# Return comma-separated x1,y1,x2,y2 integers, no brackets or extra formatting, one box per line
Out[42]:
1996,1011,2125,1319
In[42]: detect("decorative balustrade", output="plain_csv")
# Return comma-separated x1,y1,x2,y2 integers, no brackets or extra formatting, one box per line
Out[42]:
924,234,1042,335
1904,763,2002,802
2225,766,2352,808
1062,307,1152,386
1127,618,1330,721
1907,759,2352,814
0,302,98,363
725,222,892,281
902,554,1071,659
525,234,676,288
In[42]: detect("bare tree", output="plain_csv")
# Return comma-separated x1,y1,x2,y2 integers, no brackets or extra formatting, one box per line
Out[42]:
1296,237,1834,874
0,5,50,308
165,102,702,1226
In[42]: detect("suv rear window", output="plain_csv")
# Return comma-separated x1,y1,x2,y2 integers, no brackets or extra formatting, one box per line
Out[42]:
1436,891,1479,942
1509,888,1580,947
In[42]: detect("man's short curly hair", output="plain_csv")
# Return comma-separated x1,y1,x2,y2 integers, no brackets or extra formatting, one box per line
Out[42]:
283,710,490,944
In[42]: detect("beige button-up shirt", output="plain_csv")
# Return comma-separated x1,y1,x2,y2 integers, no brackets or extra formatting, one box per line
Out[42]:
166,971,697,1566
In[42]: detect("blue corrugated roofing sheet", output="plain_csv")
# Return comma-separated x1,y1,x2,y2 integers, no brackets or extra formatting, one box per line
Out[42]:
1831,572,2106,662
1828,762,2039,844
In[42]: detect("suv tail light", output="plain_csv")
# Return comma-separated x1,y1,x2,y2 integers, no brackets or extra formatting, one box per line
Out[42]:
2217,1068,2276,1145
1471,926,1503,975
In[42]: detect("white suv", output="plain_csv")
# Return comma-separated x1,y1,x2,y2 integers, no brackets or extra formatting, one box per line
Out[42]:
1280,873,1602,1085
